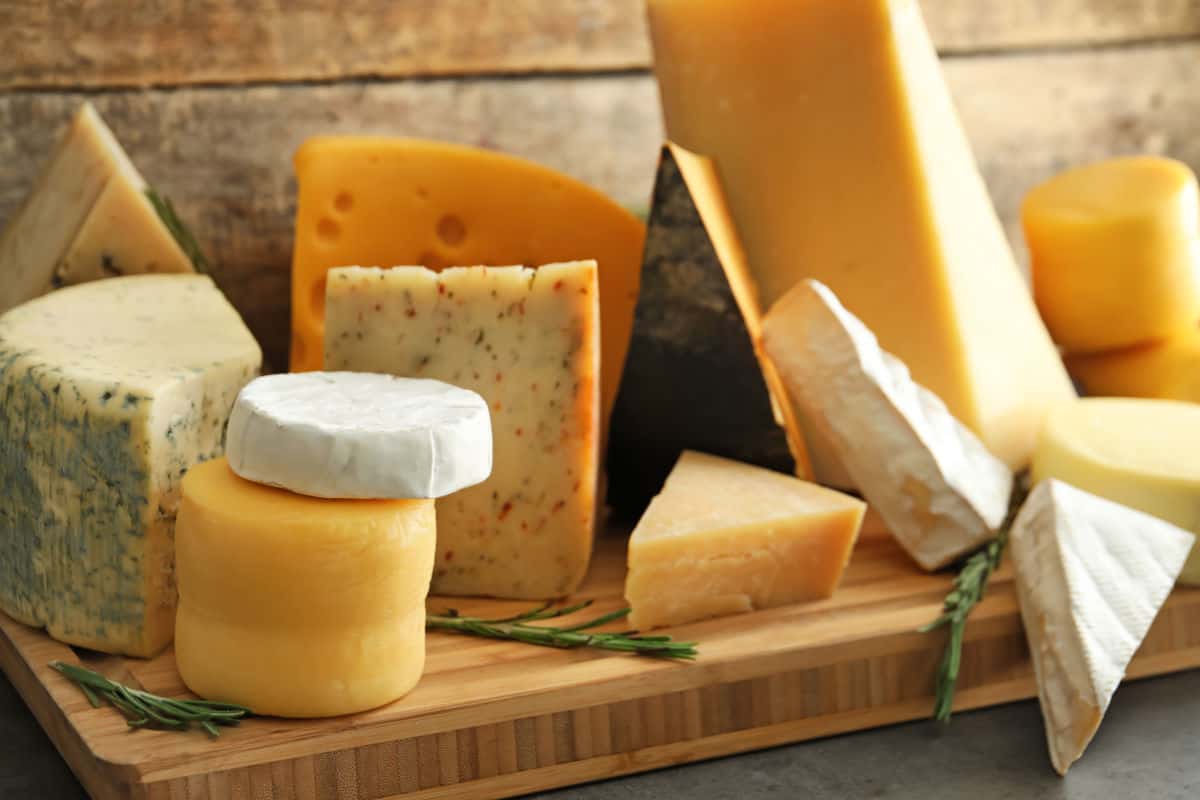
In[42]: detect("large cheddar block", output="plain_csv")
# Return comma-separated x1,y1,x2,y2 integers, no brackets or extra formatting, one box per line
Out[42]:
176,459,436,718
625,451,865,630
1067,325,1200,402
291,137,644,438
325,263,599,599
1023,157,1200,354
647,0,1074,471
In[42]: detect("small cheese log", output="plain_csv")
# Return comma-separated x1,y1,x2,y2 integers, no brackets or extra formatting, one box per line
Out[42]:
1011,480,1192,775
625,451,864,630
1033,398,1200,584
176,459,435,717
1066,325,1200,402
0,275,261,657
325,263,599,599
1023,156,1200,354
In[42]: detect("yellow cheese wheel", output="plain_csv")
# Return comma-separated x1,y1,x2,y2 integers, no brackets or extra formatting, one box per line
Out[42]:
175,459,436,718
1023,156,1200,354
1067,325,1200,402
1032,398,1200,584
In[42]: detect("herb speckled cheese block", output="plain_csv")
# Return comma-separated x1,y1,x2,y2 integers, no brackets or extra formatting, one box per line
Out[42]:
325,263,600,599
0,275,261,657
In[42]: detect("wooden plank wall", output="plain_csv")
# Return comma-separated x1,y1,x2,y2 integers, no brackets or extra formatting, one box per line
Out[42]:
2,1,1199,368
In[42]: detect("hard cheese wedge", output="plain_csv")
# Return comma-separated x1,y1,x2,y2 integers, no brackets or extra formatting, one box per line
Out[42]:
176,459,436,717
625,451,864,630
763,281,1013,571
1032,398,1200,585
647,0,1074,470
325,263,599,599
1023,157,1200,354
1010,480,1193,775
1067,325,1200,402
606,144,809,517
291,137,644,438
0,275,261,657
0,103,196,314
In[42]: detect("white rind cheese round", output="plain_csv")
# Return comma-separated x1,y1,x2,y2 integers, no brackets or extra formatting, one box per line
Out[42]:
226,371,493,499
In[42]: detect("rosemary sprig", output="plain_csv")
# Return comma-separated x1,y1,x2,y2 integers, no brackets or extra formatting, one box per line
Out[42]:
50,661,251,737
920,481,1029,722
427,600,699,660
145,187,210,274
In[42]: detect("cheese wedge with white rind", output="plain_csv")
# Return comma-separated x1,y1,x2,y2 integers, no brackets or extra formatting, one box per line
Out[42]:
227,372,492,499
1010,479,1193,775
763,280,1013,570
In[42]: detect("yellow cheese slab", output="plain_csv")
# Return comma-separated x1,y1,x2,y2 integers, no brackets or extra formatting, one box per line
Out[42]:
1032,398,1200,585
290,137,645,439
1023,156,1200,354
625,451,865,630
175,459,436,718
647,0,1074,471
1067,325,1200,402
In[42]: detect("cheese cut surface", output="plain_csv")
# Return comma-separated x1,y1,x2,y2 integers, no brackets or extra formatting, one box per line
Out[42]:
226,372,492,499
176,459,436,718
1010,480,1193,775
0,103,194,315
1023,157,1200,354
324,263,599,599
291,137,644,440
606,145,807,516
1032,398,1200,585
763,281,1013,571
647,0,1074,470
625,451,864,630
0,275,261,657
1067,325,1200,403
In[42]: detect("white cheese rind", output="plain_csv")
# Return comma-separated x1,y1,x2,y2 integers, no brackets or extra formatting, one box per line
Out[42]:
763,279,1013,570
1011,479,1193,775
226,372,493,499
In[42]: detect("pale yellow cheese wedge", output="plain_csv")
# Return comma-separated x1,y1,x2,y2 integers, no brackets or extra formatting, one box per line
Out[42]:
1032,398,1200,585
1067,325,1200,402
175,459,436,718
1023,156,1200,354
625,451,865,630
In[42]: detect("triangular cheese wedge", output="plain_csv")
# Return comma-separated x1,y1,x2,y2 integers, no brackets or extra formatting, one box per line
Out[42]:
607,144,813,517
763,280,1012,570
1010,480,1194,775
625,450,865,630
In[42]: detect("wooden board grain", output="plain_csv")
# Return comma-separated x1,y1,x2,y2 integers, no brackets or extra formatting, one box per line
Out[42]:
3,0,1199,89
4,525,1200,800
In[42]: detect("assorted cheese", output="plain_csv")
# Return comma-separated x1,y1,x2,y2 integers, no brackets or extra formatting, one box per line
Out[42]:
1023,157,1200,354
0,275,261,657
763,281,1013,571
0,103,196,315
1032,398,1200,584
175,458,436,717
625,451,864,630
227,372,492,499
324,263,600,599
1010,480,1193,774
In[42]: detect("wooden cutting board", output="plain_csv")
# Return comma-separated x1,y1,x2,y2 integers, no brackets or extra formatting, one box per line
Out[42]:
4,519,1200,800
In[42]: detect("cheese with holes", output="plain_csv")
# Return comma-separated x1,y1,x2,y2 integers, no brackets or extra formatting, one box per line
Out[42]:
1023,156,1200,354
291,137,644,439
1011,480,1192,775
647,0,1073,470
0,275,260,657
176,458,435,717
1067,325,1200,402
763,281,1013,571
227,372,492,499
1032,398,1200,585
0,103,196,315
324,263,599,599
625,451,864,630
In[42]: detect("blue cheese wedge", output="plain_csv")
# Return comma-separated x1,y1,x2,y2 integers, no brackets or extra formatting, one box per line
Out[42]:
0,274,260,657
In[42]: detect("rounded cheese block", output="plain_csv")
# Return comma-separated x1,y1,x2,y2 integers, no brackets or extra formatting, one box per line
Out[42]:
227,372,492,499
1032,398,1200,584
1066,325,1200,403
175,458,436,717
1023,156,1200,354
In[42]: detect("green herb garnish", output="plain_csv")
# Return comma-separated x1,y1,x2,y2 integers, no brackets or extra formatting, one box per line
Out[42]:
145,188,210,274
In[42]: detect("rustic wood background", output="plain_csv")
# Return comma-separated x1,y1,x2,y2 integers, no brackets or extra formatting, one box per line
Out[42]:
2,0,1199,369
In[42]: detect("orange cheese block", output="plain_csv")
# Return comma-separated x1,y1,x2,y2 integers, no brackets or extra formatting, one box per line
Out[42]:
290,137,645,437
1067,325,1200,402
